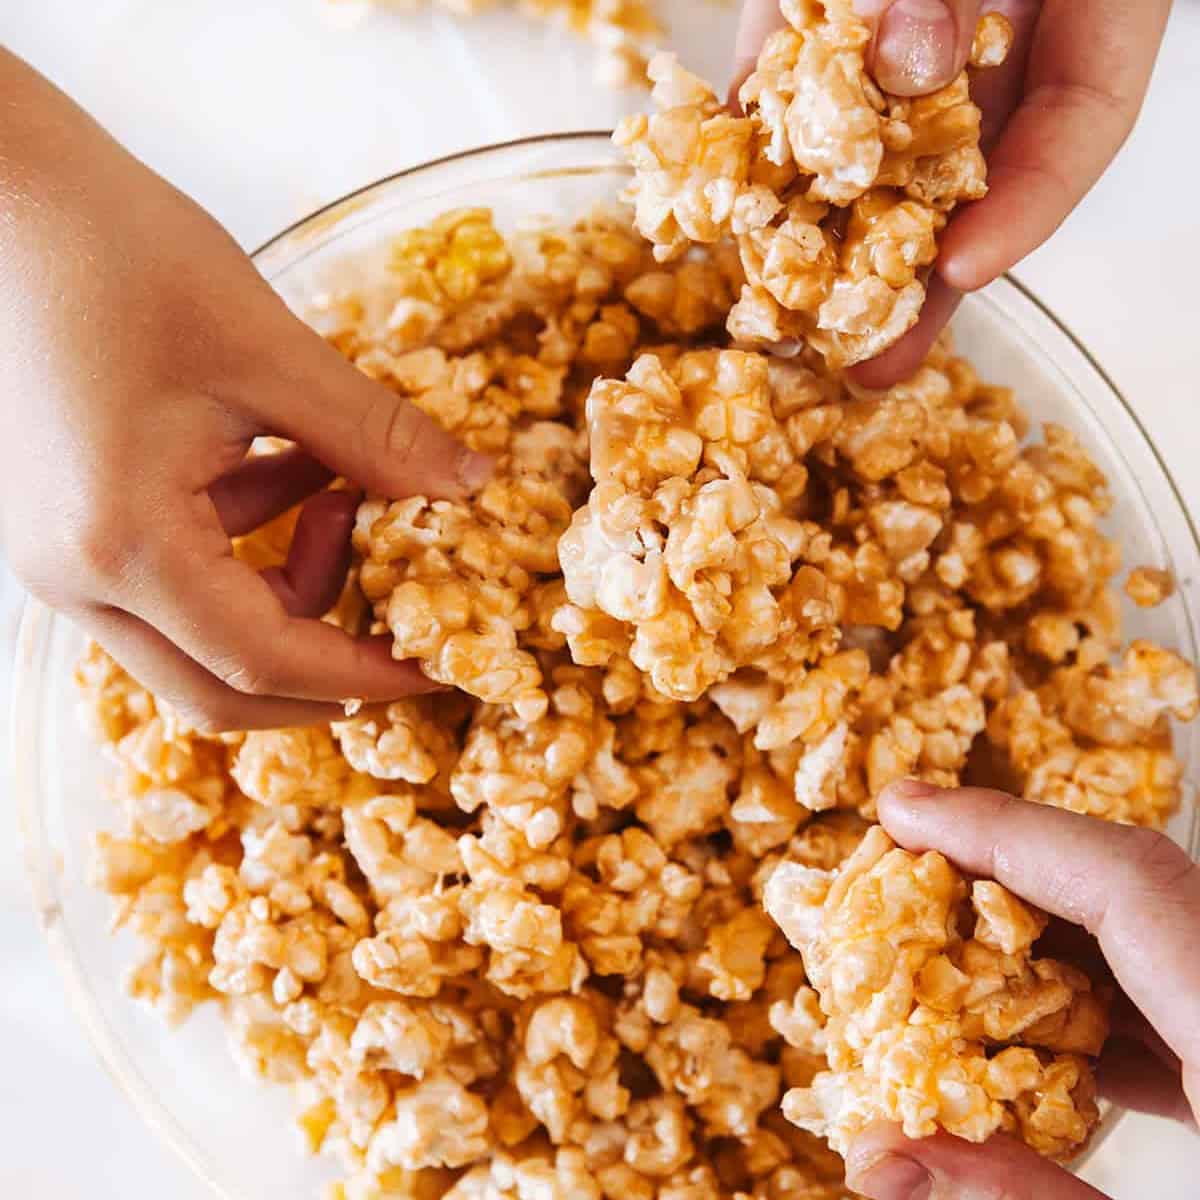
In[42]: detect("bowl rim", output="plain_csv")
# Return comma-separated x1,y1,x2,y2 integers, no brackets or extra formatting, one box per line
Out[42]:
251,129,1200,578
15,129,1200,1197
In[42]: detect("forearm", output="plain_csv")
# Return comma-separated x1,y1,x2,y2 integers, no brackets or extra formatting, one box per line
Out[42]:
0,47,145,256
0,48,236,351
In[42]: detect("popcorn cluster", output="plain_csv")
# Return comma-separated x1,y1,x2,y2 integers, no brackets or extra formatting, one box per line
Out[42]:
615,2,1014,366
333,0,664,89
79,198,1196,1200
764,827,1109,1159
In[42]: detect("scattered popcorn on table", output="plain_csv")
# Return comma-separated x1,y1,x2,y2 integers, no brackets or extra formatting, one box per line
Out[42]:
764,826,1110,1160
328,0,664,89
79,192,1194,1199
615,3,1014,366
1125,564,1175,608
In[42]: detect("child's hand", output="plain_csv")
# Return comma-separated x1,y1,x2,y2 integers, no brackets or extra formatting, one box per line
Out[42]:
0,50,491,731
846,782,1199,1199
733,1,1173,387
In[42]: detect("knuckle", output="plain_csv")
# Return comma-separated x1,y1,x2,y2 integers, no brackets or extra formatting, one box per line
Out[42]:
1123,826,1194,896
221,664,277,698
382,399,422,463
175,703,233,737
170,690,247,736
216,649,285,698
5,543,68,608
68,506,143,589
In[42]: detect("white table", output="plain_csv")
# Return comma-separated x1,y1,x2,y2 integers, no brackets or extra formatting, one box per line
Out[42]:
2,1,1198,1195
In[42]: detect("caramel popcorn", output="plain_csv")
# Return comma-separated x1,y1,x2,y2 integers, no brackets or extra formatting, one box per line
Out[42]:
332,0,663,89
1126,565,1175,608
765,827,1109,1159
80,195,1192,1200
558,349,823,702
988,642,1199,828
616,5,1013,366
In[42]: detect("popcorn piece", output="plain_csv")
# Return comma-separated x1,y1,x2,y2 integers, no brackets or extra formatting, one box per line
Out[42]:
617,7,1009,366
989,642,1199,829
1126,565,1175,608
390,207,513,308
367,1074,490,1171
349,1000,458,1078
459,879,587,999
343,791,463,902
352,906,483,998
563,827,703,972
559,350,823,702
333,697,460,784
764,827,1108,1159
348,0,664,92
614,54,777,262
450,666,638,841
514,995,628,1141
233,727,349,808
971,10,1015,68
355,429,584,719
642,1004,781,1137
75,639,157,744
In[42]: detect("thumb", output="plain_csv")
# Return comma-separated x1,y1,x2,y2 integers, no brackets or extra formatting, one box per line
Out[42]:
845,1123,1110,1200
855,0,983,97
250,313,493,502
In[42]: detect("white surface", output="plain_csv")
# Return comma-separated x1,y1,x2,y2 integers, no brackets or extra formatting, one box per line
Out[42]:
2,1,1199,1196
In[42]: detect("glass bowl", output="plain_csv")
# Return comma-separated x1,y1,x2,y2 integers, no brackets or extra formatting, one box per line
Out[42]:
15,132,1200,1200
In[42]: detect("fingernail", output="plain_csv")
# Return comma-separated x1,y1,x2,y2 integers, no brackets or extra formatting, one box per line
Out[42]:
874,0,958,96
851,1154,934,1200
457,448,494,494
887,778,940,801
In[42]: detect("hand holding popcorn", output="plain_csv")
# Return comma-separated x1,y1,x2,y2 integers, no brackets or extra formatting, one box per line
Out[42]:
764,821,1109,1161
734,0,1174,385
0,50,492,732
618,2,1014,369
840,783,1200,1200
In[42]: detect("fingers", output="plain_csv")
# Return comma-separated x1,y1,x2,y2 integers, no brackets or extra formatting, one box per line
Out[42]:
1108,990,1181,1075
848,274,963,389
1098,1036,1193,1125
731,0,789,100
857,0,983,97
733,0,982,102
878,783,1200,1072
111,474,444,708
846,1123,1109,1199
245,311,492,502
208,446,333,537
143,534,439,704
260,489,358,618
80,607,343,732
939,0,1173,290
963,0,1043,151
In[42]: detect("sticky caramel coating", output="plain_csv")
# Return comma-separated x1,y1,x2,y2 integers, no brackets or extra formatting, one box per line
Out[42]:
616,3,1014,367
78,203,1192,1199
